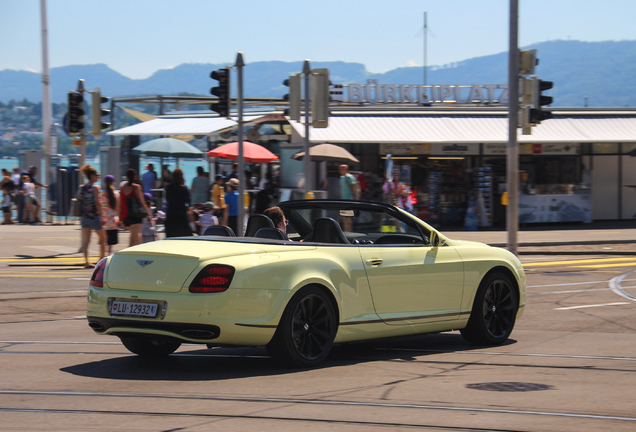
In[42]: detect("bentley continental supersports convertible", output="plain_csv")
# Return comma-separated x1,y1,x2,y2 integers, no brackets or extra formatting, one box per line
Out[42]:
87,200,526,367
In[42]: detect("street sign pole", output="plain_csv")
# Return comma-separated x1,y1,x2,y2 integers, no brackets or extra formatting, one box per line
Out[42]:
507,0,519,255
303,60,311,196
235,52,245,235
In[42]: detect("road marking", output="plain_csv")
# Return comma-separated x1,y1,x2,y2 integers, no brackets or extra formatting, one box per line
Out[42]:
523,257,636,267
528,278,636,288
0,290,85,295
0,257,99,262
529,287,636,296
610,270,636,301
575,263,636,269
0,274,88,278
555,302,630,310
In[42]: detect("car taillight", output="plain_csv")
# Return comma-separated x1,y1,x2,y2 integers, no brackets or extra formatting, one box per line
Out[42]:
90,258,108,288
189,264,235,293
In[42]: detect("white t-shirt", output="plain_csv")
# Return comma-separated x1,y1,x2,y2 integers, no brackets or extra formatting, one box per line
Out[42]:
23,182,35,195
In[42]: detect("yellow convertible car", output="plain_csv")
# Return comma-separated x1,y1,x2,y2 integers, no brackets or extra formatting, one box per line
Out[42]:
87,199,526,367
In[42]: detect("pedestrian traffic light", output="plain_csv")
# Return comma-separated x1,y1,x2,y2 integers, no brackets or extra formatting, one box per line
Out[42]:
91,88,110,139
283,74,301,121
67,91,85,135
530,79,553,124
311,68,330,128
210,68,230,117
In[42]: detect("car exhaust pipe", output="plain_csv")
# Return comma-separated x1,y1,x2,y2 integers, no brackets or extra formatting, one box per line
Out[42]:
88,321,105,332
181,329,217,339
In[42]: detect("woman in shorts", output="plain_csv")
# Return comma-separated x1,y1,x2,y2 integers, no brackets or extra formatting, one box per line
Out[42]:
119,168,152,247
78,165,105,268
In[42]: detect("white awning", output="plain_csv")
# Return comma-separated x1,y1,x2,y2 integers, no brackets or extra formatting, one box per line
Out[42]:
108,115,267,136
288,115,636,144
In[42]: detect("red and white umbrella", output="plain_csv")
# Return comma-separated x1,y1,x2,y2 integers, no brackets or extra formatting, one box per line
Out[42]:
206,141,278,163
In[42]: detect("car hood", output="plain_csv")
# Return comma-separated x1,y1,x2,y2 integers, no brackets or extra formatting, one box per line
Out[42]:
445,239,491,248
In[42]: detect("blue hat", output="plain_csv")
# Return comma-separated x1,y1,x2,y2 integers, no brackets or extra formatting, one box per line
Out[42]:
104,174,115,182
144,193,153,201
215,174,225,181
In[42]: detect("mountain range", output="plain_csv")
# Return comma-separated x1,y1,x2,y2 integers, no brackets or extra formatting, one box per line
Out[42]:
2,40,636,107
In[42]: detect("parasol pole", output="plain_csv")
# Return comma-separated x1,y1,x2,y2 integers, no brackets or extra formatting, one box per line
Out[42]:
235,52,245,235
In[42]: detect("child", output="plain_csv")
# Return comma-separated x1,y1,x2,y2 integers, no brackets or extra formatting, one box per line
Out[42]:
141,193,158,243
100,175,119,255
197,201,219,234
2,181,14,225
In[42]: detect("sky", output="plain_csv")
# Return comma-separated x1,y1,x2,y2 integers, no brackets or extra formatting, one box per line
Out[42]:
1,0,636,80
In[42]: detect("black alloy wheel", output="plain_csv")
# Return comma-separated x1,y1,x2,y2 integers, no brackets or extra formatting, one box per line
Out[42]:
267,287,337,367
461,271,518,345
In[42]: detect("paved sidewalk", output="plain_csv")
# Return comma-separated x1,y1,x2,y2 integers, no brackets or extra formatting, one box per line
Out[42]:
1,220,635,259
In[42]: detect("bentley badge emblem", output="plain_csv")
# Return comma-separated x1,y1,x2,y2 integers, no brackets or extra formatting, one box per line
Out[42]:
136,260,154,268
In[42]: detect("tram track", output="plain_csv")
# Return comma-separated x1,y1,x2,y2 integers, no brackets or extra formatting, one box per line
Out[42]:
1,390,635,425
0,406,529,432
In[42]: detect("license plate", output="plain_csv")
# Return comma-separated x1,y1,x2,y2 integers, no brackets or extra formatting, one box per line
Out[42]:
110,300,158,318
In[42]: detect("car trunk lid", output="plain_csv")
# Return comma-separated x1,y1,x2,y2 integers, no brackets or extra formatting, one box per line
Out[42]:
105,239,267,293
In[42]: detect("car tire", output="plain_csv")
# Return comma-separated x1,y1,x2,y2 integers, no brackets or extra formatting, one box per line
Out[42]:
120,337,181,357
460,271,518,346
267,286,337,368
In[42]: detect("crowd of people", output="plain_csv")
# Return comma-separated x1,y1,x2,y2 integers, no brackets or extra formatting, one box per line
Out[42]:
69,162,276,266
1,160,414,266
1,165,47,225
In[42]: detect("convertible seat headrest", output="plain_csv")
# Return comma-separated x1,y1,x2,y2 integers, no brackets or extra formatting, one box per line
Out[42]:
312,217,350,244
245,214,275,237
202,225,236,236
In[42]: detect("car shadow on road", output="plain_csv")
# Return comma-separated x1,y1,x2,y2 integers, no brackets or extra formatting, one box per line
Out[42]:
61,333,517,381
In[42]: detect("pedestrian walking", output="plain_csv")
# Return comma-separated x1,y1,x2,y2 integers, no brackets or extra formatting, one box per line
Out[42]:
165,168,193,238
223,178,240,235
339,164,359,200
190,166,209,205
99,174,119,255
27,166,47,223
119,168,152,247
19,173,36,223
78,165,105,268
2,180,14,225
141,163,157,195
141,193,158,243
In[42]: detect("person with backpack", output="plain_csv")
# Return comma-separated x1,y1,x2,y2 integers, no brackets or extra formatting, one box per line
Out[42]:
78,165,105,268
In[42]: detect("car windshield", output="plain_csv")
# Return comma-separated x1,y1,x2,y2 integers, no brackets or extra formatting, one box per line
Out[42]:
281,202,430,245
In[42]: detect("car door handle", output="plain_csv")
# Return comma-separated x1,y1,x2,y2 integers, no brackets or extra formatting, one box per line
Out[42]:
366,258,383,266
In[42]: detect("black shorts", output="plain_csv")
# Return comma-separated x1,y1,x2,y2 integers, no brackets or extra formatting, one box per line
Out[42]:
106,229,119,245
2,206,10,214
124,215,143,227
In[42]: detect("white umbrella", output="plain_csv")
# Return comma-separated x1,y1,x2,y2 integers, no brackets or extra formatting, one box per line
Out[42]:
292,143,359,163
132,137,203,159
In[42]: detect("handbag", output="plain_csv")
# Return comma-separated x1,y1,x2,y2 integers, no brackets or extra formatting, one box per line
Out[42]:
126,195,147,219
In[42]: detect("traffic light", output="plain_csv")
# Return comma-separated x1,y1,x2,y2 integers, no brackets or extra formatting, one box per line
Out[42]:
210,68,230,117
530,79,553,124
311,68,330,128
91,87,110,139
283,74,301,121
67,91,85,135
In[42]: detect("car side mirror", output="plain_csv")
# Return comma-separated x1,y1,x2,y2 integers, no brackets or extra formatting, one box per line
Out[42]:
430,232,445,247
